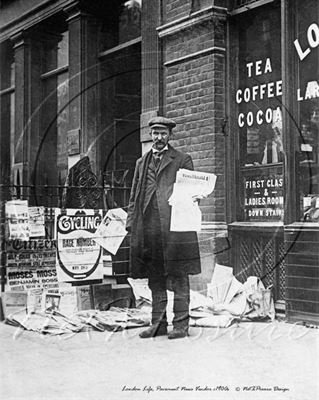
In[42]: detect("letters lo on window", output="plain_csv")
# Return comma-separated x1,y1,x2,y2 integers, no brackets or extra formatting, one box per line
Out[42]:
295,0,319,222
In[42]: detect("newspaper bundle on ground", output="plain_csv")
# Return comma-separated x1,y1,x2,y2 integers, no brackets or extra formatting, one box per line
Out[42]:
127,278,234,328
206,265,275,322
127,277,215,325
5,309,85,335
2,270,275,335
242,277,275,321
127,278,152,307
5,307,150,335
169,169,217,231
207,264,243,305
94,208,127,255
76,308,150,331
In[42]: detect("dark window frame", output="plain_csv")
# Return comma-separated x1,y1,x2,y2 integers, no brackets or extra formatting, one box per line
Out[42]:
227,0,284,224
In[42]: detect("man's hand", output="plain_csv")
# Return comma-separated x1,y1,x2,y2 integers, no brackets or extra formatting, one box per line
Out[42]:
192,195,204,203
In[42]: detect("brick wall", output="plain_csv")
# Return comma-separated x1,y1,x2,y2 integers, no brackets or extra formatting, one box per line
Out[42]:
163,0,228,24
163,0,191,24
162,13,227,223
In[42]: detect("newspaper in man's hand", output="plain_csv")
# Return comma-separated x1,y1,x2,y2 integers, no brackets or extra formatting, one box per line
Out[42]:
169,169,217,232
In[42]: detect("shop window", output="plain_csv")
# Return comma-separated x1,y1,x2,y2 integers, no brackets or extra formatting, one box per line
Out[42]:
232,2,283,222
100,0,141,52
295,0,319,222
40,30,69,185
237,8,282,167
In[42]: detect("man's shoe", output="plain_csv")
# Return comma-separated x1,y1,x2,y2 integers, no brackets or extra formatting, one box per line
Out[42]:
168,328,189,340
139,325,167,338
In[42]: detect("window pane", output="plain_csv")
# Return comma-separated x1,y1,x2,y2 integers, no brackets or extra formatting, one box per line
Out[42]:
119,0,141,44
40,72,69,186
43,30,68,72
0,42,14,89
41,77,58,185
0,43,14,184
0,92,14,184
57,31,69,69
100,0,141,51
233,4,284,222
57,73,69,181
236,6,282,167
10,61,15,87
10,92,14,139
296,0,319,222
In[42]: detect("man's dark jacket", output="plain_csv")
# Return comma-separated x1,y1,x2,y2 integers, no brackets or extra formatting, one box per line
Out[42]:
126,144,201,278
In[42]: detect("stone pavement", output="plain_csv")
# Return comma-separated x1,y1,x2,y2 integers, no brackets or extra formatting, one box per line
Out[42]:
0,320,318,400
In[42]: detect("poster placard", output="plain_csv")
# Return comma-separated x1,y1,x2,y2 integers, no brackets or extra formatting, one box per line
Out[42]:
5,239,58,291
6,239,56,269
5,200,30,241
55,208,103,282
6,267,59,292
28,206,45,237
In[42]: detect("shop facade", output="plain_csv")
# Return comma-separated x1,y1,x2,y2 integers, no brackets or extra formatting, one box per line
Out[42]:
0,0,318,324
227,0,319,324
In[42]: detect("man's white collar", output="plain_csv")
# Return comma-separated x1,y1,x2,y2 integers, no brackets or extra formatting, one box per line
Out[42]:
152,145,168,153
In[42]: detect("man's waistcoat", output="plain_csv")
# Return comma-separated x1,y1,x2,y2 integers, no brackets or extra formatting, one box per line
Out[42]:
142,156,160,214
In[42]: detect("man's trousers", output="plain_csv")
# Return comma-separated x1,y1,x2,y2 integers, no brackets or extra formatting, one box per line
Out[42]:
143,197,190,330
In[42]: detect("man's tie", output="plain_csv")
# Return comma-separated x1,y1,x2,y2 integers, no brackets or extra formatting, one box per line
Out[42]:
153,149,166,168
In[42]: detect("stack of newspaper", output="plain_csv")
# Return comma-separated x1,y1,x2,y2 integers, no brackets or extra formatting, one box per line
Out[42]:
207,264,243,305
5,309,85,335
188,265,245,328
5,307,150,335
204,265,275,322
169,169,216,231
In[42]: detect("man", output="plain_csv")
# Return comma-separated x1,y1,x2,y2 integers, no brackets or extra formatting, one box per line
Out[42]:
261,126,284,164
126,116,201,339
